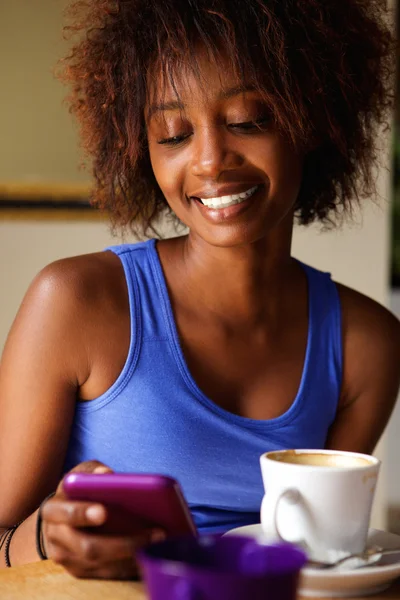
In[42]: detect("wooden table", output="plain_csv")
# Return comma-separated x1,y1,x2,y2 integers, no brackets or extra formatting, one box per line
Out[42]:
0,561,400,599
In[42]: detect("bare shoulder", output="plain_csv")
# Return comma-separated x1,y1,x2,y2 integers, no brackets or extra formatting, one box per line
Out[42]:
335,283,400,406
337,283,400,353
30,250,125,309
325,284,399,452
22,249,128,359
2,250,127,389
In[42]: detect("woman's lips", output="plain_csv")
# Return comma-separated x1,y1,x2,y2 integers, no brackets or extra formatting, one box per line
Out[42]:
192,184,264,223
189,182,263,202
193,185,260,209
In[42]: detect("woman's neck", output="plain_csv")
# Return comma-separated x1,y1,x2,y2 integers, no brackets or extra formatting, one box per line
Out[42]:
158,219,300,330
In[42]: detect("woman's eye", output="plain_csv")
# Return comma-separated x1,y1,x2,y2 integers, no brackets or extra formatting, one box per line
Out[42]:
156,117,271,145
229,118,270,131
157,134,191,146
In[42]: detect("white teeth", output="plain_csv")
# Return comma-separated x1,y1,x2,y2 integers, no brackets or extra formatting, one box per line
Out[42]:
200,185,259,209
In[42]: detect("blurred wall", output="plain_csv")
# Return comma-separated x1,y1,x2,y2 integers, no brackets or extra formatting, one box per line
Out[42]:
0,0,88,184
0,0,394,529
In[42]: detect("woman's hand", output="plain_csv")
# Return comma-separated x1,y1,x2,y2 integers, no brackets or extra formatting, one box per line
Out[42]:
41,460,165,580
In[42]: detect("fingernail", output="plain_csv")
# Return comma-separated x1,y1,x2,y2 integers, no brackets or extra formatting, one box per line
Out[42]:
86,505,105,524
93,466,110,474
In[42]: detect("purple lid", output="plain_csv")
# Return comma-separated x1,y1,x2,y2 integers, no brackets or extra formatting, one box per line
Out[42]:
138,534,307,600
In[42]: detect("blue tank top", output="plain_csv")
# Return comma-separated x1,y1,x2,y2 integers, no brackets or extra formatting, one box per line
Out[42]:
64,239,342,534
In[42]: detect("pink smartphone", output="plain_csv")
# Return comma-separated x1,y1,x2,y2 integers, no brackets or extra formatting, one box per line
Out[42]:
63,472,197,537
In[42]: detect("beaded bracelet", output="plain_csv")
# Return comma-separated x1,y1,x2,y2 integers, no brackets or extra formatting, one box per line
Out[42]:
4,525,21,568
0,528,11,553
36,492,56,560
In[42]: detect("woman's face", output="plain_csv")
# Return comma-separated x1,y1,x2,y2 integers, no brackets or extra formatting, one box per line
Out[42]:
146,52,304,248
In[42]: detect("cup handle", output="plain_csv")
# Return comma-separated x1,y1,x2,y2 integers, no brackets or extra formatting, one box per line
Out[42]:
262,487,307,547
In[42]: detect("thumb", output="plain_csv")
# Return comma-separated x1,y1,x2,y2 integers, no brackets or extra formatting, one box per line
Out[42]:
70,460,114,474
93,466,113,474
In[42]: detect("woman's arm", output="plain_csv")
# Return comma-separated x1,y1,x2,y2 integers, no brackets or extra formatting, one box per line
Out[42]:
0,259,90,565
0,255,163,577
326,285,400,454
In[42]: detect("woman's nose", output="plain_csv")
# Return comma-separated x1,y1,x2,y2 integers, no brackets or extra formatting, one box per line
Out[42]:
190,128,244,179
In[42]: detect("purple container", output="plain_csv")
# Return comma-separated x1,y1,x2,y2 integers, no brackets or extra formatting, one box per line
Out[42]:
137,535,307,600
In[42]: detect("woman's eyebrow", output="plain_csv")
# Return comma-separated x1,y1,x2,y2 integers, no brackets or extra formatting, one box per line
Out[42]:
147,84,257,120
219,84,256,99
147,100,184,120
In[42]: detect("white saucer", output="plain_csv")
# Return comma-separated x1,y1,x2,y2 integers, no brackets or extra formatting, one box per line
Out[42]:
224,524,400,597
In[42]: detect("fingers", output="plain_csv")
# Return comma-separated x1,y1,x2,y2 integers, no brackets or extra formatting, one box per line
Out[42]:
45,525,164,580
55,461,113,497
42,459,166,580
52,528,136,563
42,498,107,527
57,555,138,581
67,461,114,475
71,558,138,581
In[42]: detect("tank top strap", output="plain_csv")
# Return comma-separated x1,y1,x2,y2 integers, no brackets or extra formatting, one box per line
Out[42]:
298,260,343,422
104,239,170,341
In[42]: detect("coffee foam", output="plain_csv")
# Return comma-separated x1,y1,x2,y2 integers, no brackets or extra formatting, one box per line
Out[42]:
267,451,372,468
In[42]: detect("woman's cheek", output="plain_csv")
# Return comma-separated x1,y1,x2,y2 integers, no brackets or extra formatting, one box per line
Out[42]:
151,151,187,204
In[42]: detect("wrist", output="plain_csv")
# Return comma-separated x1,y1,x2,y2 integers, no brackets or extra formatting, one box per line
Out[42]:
2,511,38,567
4,523,23,567
36,492,56,561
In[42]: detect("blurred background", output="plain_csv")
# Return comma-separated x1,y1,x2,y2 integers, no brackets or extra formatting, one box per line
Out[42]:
0,0,399,531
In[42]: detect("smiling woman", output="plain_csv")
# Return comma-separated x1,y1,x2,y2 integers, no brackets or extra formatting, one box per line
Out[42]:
58,0,394,235
0,0,399,584
144,51,304,246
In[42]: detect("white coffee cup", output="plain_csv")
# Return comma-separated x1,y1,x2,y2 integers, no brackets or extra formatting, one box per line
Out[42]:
260,449,380,562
